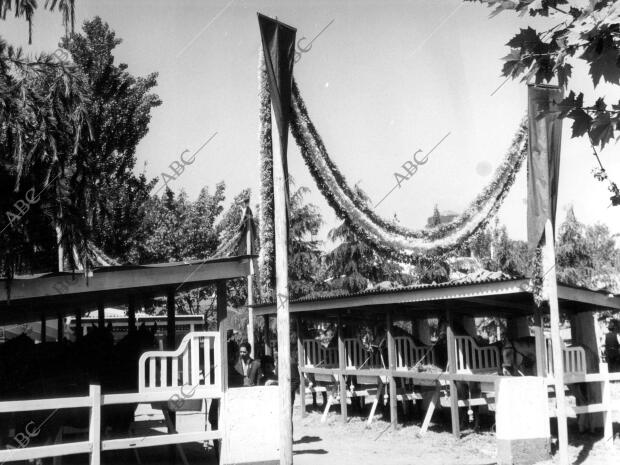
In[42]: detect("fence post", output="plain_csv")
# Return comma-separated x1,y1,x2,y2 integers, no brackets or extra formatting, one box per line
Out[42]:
600,363,613,448
89,384,101,465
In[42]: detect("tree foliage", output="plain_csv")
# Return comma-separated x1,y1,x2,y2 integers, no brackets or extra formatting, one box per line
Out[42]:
467,0,620,204
556,205,620,290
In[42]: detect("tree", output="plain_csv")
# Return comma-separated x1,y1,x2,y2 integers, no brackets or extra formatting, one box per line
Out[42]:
1,0,76,43
324,187,414,293
556,205,620,290
467,0,620,205
60,17,161,263
0,37,90,278
288,185,323,299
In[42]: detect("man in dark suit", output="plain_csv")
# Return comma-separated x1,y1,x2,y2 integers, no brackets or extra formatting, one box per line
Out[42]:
234,342,261,386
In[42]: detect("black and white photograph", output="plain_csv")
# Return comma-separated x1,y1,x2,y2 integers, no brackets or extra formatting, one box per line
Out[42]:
1,1,620,464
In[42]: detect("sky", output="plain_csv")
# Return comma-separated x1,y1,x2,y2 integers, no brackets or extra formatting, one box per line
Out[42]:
2,0,618,247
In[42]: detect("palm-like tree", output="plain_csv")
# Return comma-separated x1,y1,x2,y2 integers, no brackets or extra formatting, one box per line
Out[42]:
0,0,77,43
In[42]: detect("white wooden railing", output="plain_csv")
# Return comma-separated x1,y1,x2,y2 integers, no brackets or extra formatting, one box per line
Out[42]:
344,338,383,369
139,331,220,392
0,331,223,465
545,337,586,377
302,339,338,367
394,336,436,368
454,336,501,373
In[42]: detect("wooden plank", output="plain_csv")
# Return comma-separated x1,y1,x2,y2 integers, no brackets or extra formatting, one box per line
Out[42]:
366,379,384,428
1,258,252,305
0,395,91,413
182,347,189,386
446,309,460,438
387,310,398,428
149,359,156,388
172,358,179,387
191,336,199,386
102,389,222,405
264,314,271,356
203,337,210,386
337,314,347,423
102,431,221,451
544,219,568,465
217,280,228,391
601,363,613,448
297,316,306,418
89,384,101,465
419,383,441,436
98,301,105,329
0,441,91,462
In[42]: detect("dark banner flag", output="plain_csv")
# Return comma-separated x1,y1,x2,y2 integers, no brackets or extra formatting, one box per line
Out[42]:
257,13,296,193
527,84,564,248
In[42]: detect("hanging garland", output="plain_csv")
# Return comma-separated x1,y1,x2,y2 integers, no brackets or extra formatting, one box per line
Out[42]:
284,74,529,263
258,54,529,271
258,49,275,302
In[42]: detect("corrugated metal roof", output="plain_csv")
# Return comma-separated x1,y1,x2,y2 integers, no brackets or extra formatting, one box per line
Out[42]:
259,274,521,307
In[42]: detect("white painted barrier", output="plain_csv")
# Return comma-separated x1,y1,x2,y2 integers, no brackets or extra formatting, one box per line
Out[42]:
302,339,338,367
454,336,500,373
394,336,436,368
0,332,224,465
139,331,220,392
545,337,586,377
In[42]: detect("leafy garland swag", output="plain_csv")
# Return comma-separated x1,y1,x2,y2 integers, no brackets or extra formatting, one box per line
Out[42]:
258,52,540,294
258,50,275,302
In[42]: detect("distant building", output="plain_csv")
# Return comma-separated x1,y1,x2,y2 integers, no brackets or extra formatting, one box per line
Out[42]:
426,207,458,227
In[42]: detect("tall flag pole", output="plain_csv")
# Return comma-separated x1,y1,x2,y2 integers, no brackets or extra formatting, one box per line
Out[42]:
527,84,566,465
258,13,296,465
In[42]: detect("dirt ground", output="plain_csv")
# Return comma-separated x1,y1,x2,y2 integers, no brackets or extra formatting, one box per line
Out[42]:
60,400,620,464
291,405,620,465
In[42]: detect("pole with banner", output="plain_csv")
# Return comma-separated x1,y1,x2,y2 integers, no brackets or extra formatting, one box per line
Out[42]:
527,84,566,465
258,13,296,465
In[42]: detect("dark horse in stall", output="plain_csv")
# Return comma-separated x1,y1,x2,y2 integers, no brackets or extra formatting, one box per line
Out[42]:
0,324,156,459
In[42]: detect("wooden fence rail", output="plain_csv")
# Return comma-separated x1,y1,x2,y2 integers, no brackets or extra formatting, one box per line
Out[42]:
0,385,222,465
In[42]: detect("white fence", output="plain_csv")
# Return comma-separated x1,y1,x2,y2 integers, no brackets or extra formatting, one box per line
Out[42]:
139,331,221,392
0,332,223,465
454,336,501,373
394,336,435,368
302,339,338,368
546,337,586,377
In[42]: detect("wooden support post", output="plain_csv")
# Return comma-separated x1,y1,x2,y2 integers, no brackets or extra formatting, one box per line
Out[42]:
166,288,176,350
264,315,272,356
89,384,101,465
600,362,613,448
387,310,398,429
128,295,136,333
544,220,568,464
75,309,82,341
419,383,441,437
40,312,46,343
445,308,460,438
165,287,176,464
337,314,347,423
272,103,293,463
217,281,228,391
97,301,105,329
532,306,546,378
57,312,63,342
296,316,306,418
247,216,255,354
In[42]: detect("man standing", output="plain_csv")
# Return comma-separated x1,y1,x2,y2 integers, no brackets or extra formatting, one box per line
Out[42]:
234,342,261,386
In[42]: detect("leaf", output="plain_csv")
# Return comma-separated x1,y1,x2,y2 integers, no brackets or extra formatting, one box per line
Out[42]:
567,108,592,138
589,111,615,148
507,27,542,51
580,26,620,86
